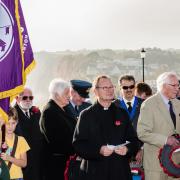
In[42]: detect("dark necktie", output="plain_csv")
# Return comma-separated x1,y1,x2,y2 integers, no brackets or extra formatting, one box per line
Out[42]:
74,106,79,115
168,101,176,128
25,111,30,118
127,102,132,113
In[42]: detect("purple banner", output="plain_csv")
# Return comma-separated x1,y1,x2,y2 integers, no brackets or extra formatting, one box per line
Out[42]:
0,98,10,114
0,0,35,118
0,0,23,95
18,1,34,71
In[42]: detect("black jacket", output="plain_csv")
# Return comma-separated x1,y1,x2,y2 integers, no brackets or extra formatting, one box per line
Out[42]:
73,101,139,180
114,97,143,131
114,97,143,150
14,104,43,180
39,99,77,180
40,99,76,155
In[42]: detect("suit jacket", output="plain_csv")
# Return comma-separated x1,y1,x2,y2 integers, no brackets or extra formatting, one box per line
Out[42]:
14,104,43,145
137,93,180,171
64,101,91,120
14,104,43,180
114,97,143,131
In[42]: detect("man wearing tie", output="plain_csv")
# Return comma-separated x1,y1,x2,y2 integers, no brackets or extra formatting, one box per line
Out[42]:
65,79,92,120
14,87,43,180
114,75,143,163
137,72,180,180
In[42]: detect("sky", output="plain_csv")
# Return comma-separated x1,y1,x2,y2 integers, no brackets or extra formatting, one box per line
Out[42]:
21,0,180,52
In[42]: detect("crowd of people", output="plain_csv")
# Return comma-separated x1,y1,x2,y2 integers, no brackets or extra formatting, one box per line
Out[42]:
0,71,180,180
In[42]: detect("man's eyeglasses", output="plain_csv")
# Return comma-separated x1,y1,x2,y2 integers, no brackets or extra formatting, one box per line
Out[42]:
167,84,179,88
96,86,115,90
122,85,135,90
21,96,34,101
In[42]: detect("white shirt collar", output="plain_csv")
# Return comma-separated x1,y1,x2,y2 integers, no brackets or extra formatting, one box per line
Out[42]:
18,105,30,116
159,92,169,109
123,96,135,107
70,100,76,108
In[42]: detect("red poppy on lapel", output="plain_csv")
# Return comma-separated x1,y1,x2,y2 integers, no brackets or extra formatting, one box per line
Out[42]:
31,106,40,114
115,120,121,126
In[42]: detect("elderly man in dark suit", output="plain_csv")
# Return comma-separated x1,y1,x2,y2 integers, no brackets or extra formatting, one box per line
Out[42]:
137,72,180,180
64,79,92,120
14,87,43,180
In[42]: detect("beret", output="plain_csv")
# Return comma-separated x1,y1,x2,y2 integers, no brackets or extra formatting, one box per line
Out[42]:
70,80,92,98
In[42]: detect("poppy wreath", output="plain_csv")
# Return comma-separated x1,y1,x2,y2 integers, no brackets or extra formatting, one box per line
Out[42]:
158,135,180,178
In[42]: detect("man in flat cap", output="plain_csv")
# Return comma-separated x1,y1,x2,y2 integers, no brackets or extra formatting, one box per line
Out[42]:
65,79,92,120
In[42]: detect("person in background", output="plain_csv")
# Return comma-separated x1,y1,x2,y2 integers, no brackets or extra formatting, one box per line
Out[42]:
39,78,77,180
73,75,139,180
0,107,30,180
135,82,153,100
176,80,180,100
137,72,180,180
64,79,92,120
114,75,143,163
14,88,43,180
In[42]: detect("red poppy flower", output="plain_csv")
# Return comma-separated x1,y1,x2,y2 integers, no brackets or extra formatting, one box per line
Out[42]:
31,106,40,113
115,120,121,126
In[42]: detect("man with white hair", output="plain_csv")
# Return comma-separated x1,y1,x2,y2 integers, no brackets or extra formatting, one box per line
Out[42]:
15,87,43,180
137,72,180,180
39,78,77,180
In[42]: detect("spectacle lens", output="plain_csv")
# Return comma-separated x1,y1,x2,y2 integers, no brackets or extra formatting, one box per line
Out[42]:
96,86,115,90
122,85,135,90
22,96,34,100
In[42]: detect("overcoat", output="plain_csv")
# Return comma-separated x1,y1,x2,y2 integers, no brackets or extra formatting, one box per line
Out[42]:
39,99,77,180
137,93,180,172
73,101,139,180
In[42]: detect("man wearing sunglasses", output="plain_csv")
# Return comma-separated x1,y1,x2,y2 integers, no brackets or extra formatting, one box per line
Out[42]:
115,75,143,134
14,88,43,180
114,75,143,164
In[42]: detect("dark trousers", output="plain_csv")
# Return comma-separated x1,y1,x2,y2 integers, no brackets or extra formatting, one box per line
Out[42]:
23,150,43,180
42,154,68,180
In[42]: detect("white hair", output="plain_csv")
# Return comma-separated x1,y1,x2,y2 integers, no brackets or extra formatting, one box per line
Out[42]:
156,72,178,92
49,78,70,99
19,87,32,96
